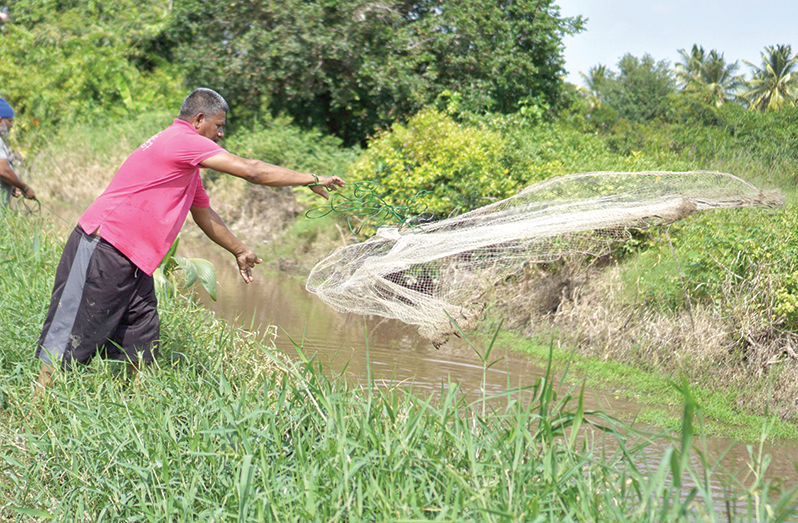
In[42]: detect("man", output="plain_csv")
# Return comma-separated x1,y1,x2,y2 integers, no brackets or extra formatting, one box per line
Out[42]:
36,88,344,389
0,97,36,205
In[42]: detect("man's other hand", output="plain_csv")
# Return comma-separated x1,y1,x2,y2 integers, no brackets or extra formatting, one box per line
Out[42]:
236,249,262,283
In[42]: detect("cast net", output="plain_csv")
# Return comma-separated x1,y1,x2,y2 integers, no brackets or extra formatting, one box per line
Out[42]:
306,171,783,347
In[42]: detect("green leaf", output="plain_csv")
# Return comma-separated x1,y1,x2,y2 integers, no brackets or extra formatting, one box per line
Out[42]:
173,256,198,287
190,258,217,301
9,507,55,519
159,235,181,272
152,267,174,297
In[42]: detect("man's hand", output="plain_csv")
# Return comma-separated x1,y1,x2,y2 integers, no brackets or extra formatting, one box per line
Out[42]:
12,185,35,199
309,175,345,200
236,249,262,283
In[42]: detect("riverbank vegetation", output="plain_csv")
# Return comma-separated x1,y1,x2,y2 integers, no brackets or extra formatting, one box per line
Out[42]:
2,210,797,520
2,0,798,475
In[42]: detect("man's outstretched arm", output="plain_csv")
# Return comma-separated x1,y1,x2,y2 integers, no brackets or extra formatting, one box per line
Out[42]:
199,153,344,199
190,205,261,283
0,158,35,199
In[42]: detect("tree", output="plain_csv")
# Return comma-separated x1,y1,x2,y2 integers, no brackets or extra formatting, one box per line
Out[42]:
739,44,798,111
163,0,585,145
675,45,708,87
675,45,743,107
1,0,184,132
580,64,611,101
601,54,675,123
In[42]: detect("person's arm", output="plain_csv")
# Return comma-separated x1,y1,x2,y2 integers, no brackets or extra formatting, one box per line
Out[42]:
0,159,35,199
200,153,344,199
190,205,261,283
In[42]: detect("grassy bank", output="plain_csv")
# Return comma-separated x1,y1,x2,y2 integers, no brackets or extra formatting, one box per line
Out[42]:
17,109,798,438
3,203,798,520
493,330,798,442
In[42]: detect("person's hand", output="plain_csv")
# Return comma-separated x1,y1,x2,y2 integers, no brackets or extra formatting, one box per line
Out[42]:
309,175,345,200
22,185,35,200
235,248,262,283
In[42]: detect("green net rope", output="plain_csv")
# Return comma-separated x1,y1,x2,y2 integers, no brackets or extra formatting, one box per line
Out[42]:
304,181,431,234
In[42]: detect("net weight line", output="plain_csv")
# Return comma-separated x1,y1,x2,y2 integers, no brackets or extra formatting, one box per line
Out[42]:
304,180,432,235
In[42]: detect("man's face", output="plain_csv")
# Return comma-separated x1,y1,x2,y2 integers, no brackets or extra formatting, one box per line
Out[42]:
195,111,225,143
0,117,13,138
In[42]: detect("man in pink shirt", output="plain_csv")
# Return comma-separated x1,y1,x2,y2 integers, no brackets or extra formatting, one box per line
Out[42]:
35,88,344,390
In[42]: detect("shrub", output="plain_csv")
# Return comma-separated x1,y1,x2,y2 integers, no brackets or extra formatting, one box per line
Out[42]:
350,108,525,217
625,203,798,329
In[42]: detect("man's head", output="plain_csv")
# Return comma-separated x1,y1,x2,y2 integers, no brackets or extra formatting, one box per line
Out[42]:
178,88,229,143
0,98,14,138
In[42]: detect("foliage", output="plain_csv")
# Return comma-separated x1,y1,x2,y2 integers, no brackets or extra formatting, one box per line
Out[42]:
349,108,534,218
0,0,185,138
164,0,584,145
579,64,611,99
153,234,217,301
601,53,676,123
348,105,713,219
667,103,798,186
675,45,744,107
563,87,798,186
739,44,798,111
626,202,798,327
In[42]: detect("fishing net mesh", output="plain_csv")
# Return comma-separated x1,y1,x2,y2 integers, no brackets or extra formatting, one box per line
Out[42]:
306,171,783,347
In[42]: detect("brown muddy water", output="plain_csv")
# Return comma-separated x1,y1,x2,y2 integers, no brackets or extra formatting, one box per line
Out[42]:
181,238,798,504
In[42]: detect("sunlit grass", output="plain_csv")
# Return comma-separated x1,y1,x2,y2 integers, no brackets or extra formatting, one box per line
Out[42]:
1,209,797,521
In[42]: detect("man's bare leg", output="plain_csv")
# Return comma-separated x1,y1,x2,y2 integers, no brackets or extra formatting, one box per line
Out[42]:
35,363,54,398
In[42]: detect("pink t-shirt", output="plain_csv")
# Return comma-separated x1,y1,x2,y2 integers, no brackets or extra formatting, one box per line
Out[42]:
79,119,226,275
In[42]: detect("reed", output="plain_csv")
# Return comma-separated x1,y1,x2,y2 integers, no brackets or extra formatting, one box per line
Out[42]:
1,209,796,521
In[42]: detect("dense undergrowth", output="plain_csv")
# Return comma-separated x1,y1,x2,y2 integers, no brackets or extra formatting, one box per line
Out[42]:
2,209,798,521
15,99,798,428
350,102,798,424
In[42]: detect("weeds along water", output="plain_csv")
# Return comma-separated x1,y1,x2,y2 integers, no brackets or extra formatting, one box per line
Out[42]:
1,209,798,521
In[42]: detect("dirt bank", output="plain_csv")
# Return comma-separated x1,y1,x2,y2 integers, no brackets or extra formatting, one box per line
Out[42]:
490,258,798,422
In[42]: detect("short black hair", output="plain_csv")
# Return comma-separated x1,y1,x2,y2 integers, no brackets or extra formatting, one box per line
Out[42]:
178,88,229,120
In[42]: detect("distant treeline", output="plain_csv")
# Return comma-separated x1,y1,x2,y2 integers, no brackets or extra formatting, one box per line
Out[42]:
3,1,796,146
1,0,584,145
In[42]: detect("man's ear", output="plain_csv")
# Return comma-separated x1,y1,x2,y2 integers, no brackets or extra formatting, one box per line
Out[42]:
192,113,205,129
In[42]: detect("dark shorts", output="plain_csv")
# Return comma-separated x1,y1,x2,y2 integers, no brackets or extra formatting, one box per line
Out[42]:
36,226,159,368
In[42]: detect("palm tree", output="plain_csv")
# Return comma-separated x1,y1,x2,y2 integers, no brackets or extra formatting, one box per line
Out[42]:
675,45,743,106
739,44,798,111
579,64,611,107
675,44,707,87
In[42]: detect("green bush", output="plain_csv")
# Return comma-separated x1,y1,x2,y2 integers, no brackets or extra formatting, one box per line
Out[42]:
2,0,184,141
350,108,527,217
625,203,798,327
350,107,706,220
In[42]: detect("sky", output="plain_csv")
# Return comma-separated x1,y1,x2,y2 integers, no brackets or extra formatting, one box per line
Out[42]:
556,0,798,86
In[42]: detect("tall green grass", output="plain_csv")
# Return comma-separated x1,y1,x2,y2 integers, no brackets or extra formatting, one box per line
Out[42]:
1,208,797,521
